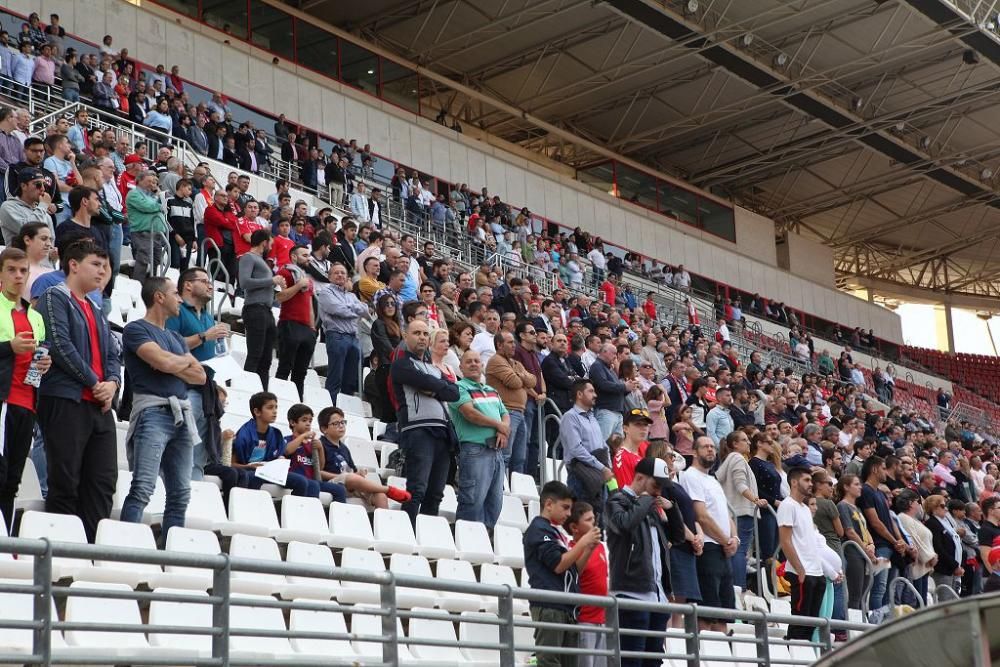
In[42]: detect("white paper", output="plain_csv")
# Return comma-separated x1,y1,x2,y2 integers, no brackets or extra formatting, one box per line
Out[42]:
254,458,290,486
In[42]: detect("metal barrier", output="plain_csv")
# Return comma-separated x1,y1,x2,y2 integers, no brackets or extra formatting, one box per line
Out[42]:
0,536,871,667
841,540,875,620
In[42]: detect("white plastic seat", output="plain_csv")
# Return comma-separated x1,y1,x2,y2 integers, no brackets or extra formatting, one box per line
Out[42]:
406,607,462,666
279,495,333,544
664,635,689,667
229,594,295,660
112,471,166,524
433,559,484,612
497,495,528,532
459,611,502,667
378,442,398,477
480,563,529,615
439,484,458,522
509,472,539,503
162,527,220,588
373,508,418,555
0,579,66,655
336,547,384,605
350,605,429,665
389,554,438,609
268,378,300,403
415,515,456,560
281,541,340,600
227,487,281,538
344,436,380,472
184,480,236,532
14,459,45,513
454,519,495,564
788,643,819,663
17,511,92,580
228,533,286,595
328,502,375,549
147,588,212,657
700,631,736,667
339,394,367,419
289,604,359,660
493,524,526,568
344,418,371,441
93,519,203,589
0,512,32,579
64,581,175,659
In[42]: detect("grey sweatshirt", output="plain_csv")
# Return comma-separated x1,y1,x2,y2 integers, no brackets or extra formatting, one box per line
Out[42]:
238,252,275,306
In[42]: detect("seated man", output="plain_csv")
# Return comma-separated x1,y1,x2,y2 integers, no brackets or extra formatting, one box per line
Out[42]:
231,391,323,498
316,406,410,509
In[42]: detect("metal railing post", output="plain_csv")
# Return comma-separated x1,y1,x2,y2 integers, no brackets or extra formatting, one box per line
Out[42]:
607,596,622,667
380,574,399,666
212,553,231,667
497,584,516,667
754,609,771,667
683,605,700,667
32,539,53,667
753,505,764,598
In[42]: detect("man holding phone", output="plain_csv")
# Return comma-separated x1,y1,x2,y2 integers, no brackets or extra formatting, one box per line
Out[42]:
0,247,51,531
448,348,510,529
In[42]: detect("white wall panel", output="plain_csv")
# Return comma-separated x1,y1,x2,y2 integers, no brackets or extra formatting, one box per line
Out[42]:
560,186,579,230
447,141,468,187
319,88,345,140
296,79,323,131
41,0,76,33
192,32,222,92
543,179,563,222
485,156,505,195
72,0,104,48
466,149,486,196
165,22,197,84
343,97,370,154
576,192,595,232
681,233,702,276
221,50,250,102
5,0,33,19
135,11,167,65
430,134,451,181
763,267,778,302
505,163,526,207
408,125,434,174
105,0,137,53
591,198,611,239
386,115,410,168
365,107,390,161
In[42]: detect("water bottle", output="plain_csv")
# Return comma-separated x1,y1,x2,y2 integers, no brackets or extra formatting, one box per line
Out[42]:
23,342,49,388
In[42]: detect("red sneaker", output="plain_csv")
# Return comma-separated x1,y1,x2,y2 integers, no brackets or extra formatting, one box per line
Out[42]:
387,486,412,503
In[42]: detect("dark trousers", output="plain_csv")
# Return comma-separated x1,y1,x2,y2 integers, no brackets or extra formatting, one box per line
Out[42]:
530,606,578,667
242,304,276,391
168,234,192,271
784,573,827,640
324,331,360,406
0,404,36,532
399,426,451,525
204,462,241,509
618,608,669,667
38,397,117,542
276,320,316,400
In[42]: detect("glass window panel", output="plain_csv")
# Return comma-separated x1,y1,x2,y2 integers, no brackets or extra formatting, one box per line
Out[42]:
340,41,378,94
615,164,657,209
699,197,736,242
379,59,419,114
249,4,294,61
295,21,338,76
153,0,198,18
201,0,248,40
658,181,699,228
578,162,615,196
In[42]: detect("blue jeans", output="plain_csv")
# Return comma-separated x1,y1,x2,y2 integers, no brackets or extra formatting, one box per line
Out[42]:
832,576,847,623
756,510,778,564
187,389,207,481
617,607,670,667
869,545,896,611
249,469,316,497
324,332,360,406
107,222,123,293
120,406,194,539
595,408,623,441
456,442,505,529
524,400,540,479
399,426,451,525
732,515,755,590
505,409,527,474
63,88,80,102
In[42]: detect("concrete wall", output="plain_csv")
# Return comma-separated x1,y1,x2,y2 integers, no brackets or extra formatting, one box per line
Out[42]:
777,231,837,289
16,0,904,343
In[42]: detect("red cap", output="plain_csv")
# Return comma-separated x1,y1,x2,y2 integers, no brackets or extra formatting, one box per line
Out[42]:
124,154,144,165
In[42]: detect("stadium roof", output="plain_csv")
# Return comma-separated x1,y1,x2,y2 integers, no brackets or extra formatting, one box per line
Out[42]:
290,0,1000,306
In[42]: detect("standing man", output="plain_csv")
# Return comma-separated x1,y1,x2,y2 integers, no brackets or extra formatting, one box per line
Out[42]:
390,318,460,524
274,245,315,401
679,436,737,631
316,262,368,406
778,467,826,639
706,387,734,447
125,171,168,284
0,107,24,201
448,349,510,529
0,247,50,531
471,308,501,366
514,321,546,479
561,379,614,526
606,457,685,667
119,277,205,541
238,230,284,390
37,240,119,542
486,330,536,475
589,342,634,440
859,455,905,610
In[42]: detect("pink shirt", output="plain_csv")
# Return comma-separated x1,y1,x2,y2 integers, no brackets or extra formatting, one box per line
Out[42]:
33,56,55,84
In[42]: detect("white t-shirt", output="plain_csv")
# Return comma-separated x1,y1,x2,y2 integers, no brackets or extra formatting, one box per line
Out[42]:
587,248,606,270
679,467,731,545
776,497,824,576
471,331,496,367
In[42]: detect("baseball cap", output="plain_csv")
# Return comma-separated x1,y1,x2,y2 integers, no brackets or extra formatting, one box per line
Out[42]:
635,457,670,484
624,408,652,426
124,153,144,165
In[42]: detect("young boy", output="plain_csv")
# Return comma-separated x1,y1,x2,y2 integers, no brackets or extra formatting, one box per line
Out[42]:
271,217,295,267
565,501,608,667
283,403,346,503
231,391,319,498
316,406,410,508
166,178,195,270
523,481,601,667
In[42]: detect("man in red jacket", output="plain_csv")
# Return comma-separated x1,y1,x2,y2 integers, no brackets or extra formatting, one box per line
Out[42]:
202,188,239,285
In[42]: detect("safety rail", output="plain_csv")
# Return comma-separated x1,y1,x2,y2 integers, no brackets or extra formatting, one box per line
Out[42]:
0,536,871,667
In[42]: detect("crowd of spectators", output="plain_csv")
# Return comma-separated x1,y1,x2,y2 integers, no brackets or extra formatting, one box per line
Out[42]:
4,12,1000,667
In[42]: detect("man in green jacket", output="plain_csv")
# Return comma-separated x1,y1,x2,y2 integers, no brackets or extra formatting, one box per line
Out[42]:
125,170,168,285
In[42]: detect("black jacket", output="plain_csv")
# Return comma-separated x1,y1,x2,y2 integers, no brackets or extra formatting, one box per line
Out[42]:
588,357,626,413
926,515,962,576
606,487,685,596
541,352,577,413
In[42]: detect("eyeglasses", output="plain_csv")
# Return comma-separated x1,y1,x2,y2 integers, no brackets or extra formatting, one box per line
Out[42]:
328,420,347,427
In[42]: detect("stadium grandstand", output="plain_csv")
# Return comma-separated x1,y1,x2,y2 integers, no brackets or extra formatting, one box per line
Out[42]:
0,1,998,665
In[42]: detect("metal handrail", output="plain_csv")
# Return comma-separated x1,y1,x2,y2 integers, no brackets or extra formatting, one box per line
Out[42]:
537,397,564,485
841,539,875,619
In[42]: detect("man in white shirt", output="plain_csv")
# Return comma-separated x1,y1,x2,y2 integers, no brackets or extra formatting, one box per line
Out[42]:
470,308,501,367
777,466,825,640
679,436,738,631
587,246,606,288
349,182,371,223
673,264,691,291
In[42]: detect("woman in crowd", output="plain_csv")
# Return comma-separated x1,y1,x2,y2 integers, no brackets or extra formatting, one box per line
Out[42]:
896,490,937,604
836,474,875,610
717,430,766,591
444,322,474,379
10,221,54,294
618,359,644,413
670,404,698,466
368,294,401,420
749,432,783,583
430,328,456,383
686,377,712,432
457,287,478,315
645,385,669,441
924,494,965,594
